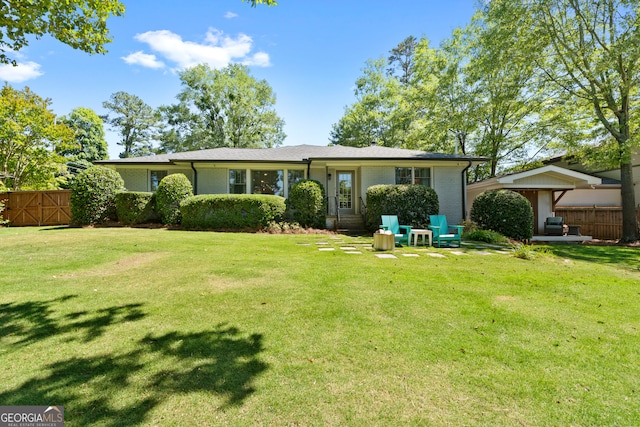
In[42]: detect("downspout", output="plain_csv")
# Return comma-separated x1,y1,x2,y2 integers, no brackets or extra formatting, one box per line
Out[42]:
461,161,472,220
190,162,198,195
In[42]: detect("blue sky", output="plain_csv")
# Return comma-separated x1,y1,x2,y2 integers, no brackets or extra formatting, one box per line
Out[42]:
1,1,478,159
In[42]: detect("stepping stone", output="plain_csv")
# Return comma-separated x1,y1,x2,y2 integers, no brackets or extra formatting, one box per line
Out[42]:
315,242,329,245
427,253,446,258
340,246,357,251
375,254,397,259
402,254,420,257
494,250,510,255
450,251,467,256
318,247,335,251
475,251,493,255
297,243,311,246
345,251,362,255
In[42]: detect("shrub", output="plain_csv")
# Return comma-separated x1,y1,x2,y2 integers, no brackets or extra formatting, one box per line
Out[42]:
156,173,193,225
70,166,125,225
470,189,534,241
115,191,157,225
287,179,326,228
463,229,509,244
366,184,439,230
180,194,286,230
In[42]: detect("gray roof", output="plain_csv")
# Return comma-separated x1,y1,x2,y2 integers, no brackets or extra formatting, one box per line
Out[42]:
97,144,488,165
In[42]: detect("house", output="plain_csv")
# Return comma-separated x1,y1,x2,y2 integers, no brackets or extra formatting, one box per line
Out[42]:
98,144,487,230
467,149,640,238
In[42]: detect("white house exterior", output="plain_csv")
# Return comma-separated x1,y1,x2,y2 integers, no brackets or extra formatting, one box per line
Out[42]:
98,144,487,228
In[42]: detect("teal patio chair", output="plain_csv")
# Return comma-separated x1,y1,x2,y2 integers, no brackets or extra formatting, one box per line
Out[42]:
380,215,412,246
428,215,463,247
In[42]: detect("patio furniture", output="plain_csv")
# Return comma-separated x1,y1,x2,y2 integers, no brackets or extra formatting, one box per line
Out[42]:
409,229,432,247
428,215,463,247
567,224,581,236
380,215,412,246
373,231,395,250
544,217,564,236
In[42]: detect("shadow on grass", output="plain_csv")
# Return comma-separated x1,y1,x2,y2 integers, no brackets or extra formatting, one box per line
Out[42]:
0,295,145,346
544,245,640,271
0,297,267,425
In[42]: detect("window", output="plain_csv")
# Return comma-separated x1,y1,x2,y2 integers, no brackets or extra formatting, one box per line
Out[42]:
229,169,246,194
395,167,412,185
287,170,305,193
251,170,284,196
395,167,431,186
150,170,167,191
414,167,431,186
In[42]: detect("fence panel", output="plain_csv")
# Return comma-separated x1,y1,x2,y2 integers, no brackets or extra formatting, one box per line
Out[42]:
1,190,71,226
554,207,640,240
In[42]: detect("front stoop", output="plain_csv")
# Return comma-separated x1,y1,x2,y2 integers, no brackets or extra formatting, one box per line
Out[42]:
328,215,368,235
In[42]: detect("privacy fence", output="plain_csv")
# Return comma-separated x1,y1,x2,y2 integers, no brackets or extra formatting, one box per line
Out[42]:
554,206,640,240
0,190,71,226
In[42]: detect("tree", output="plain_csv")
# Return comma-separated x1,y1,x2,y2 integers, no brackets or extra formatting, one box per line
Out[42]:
59,107,109,163
158,64,285,152
102,91,159,158
0,0,125,65
330,58,405,147
0,84,74,190
387,35,418,85
488,0,640,241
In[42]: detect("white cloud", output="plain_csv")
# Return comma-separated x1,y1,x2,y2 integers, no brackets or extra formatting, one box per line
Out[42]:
129,28,270,71
225,11,238,19
0,61,43,83
243,52,271,67
121,51,165,69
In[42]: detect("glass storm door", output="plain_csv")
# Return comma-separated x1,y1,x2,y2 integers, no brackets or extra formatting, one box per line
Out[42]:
337,171,355,214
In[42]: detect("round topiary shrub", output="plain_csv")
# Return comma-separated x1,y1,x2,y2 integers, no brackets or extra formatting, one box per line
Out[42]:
470,189,534,241
287,179,326,228
70,166,125,225
366,184,439,230
155,173,193,225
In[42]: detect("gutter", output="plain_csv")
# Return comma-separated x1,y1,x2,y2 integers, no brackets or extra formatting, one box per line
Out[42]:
190,162,198,195
461,161,472,220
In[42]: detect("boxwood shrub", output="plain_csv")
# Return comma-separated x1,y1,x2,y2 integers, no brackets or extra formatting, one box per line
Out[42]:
71,166,125,225
115,191,157,225
470,189,534,241
181,194,286,230
365,184,439,230
156,173,193,225
287,179,326,228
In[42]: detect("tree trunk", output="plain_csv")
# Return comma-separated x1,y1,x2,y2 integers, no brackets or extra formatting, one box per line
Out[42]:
619,161,639,242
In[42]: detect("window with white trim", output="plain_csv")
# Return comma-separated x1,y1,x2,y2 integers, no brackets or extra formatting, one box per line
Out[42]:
395,167,431,186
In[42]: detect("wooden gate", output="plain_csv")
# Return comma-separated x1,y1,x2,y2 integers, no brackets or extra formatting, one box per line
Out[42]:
1,190,71,226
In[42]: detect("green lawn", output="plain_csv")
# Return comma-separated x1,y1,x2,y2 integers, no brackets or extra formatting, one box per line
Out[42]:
1,227,638,426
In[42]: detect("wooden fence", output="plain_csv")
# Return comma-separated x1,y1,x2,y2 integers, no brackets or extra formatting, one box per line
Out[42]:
0,190,71,226
554,206,640,240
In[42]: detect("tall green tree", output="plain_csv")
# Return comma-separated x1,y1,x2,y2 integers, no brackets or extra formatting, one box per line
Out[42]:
330,58,405,147
59,107,108,163
487,0,640,241
103,91,159,158
0,84,74,190
0,0,125,65
158,64,285,152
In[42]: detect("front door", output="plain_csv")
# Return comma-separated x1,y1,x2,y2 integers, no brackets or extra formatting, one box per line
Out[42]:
337,171,355,215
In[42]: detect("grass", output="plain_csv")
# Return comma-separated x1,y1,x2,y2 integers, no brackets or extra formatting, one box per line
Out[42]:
0,226,639,426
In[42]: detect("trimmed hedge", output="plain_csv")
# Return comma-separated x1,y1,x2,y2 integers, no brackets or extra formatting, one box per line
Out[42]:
287,179,326,228
156,173,193,225
470,189,534,241
115,191,157,225
365,184,439,230
71,166,125,225
181,194,286,230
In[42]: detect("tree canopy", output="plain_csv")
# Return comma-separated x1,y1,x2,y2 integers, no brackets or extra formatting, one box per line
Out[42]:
102,92,159,158
0,0,125,65
0,84,74,190
158,63,285,152
59,107,109,164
